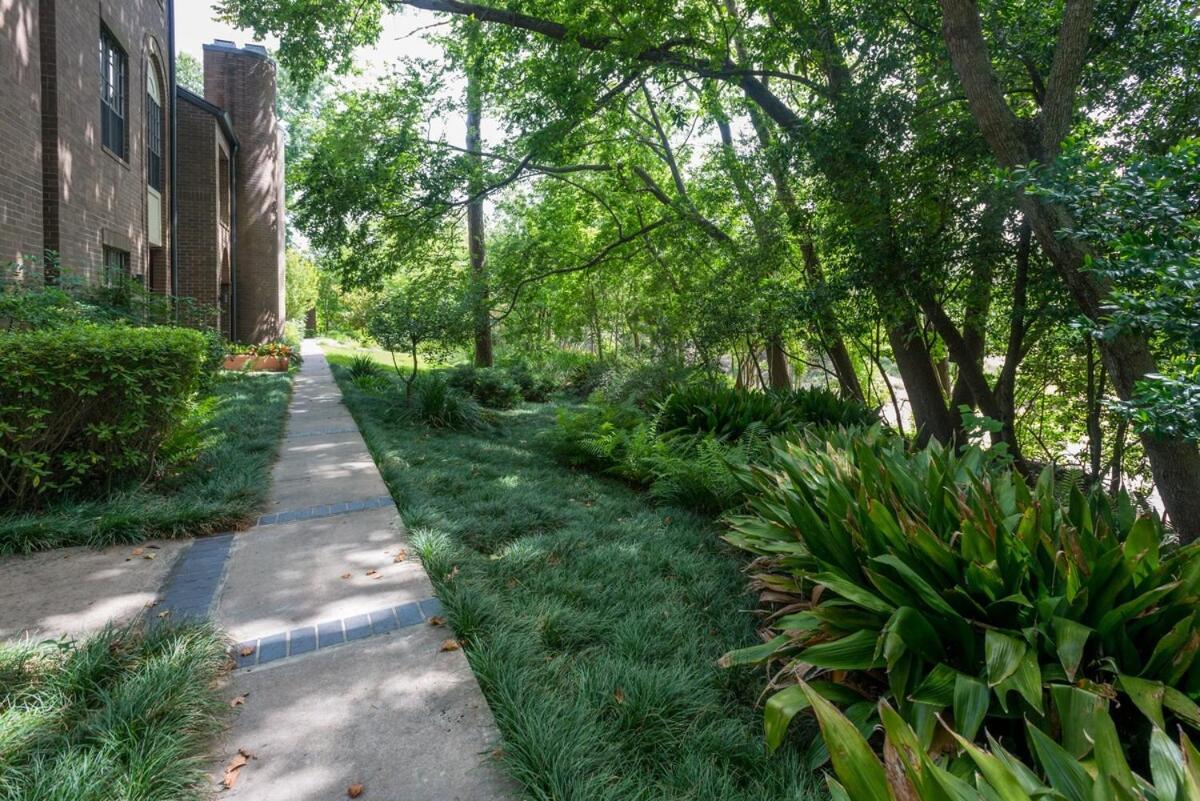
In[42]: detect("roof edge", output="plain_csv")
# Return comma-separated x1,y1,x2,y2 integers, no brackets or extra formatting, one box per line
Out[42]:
176,87,239,148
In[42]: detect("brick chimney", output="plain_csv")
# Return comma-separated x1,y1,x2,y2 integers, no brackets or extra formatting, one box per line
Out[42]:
202,41,285,344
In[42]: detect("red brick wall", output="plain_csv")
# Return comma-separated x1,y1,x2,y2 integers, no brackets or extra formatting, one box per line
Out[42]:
0,0,43,267
204,44,285,344
47,0,172,285
175,101,221,313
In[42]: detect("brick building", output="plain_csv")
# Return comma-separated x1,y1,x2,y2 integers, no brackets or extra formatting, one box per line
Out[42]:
0,3,284,343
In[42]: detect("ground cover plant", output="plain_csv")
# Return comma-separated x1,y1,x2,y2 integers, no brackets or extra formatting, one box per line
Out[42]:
0,623,228,801
0,372,291,553
325,353,822,801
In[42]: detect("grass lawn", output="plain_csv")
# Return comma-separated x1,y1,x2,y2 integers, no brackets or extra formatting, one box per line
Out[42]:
327,357,821,801
0,372,292,554
0,623,228,801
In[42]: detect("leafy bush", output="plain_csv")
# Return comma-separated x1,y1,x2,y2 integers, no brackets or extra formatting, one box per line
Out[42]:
594,359,695,407
447,364,523,409
656,384,877,442
0,323,208,507
392,373,488,431
798,683,1200,801
502,360,559,402
348,354,383,380
724,426,1200,773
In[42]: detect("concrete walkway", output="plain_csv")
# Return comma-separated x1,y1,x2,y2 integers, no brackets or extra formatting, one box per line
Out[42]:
187,341,512,800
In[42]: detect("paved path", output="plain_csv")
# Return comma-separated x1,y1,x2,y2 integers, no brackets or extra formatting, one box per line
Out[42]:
160,341,512,801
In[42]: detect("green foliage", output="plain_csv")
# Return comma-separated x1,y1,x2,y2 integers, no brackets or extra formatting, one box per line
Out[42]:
0,622,228,801
368,281,468,397
724,427,1200,770
1024,139,1200,442
0,323,208,508
390,373,488,431
284,248,319,322
174,52,203,94
805,690,1200,801
447,364,523,409
323,385,824,801
0,372,291,553
657,384,877,442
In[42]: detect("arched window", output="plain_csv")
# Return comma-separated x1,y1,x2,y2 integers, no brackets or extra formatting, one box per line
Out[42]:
146,61,164,246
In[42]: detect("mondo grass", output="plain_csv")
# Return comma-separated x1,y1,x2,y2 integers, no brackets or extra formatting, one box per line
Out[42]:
0,372,292,554
329,361,823,801
0,623,228,801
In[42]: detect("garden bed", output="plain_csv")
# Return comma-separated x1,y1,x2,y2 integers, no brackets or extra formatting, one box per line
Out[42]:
0,372,292,553
327,358,822,801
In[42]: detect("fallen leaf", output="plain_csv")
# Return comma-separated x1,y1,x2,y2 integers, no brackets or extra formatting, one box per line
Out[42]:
142,553,156,560
157,610,171,619
222,749,254,789
365,569,380,578
505,578,518,589
340,572,352,580
663,516,673,525
440,638,461,652
347,784,365,798
444,565,459,580
239,645,255,657
393,550,407,563
229,693,248,707
614,687,626,705
131,547,144,556
428,616,446,627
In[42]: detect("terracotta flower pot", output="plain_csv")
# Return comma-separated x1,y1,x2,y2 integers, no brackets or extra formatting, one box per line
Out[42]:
222,354,289,372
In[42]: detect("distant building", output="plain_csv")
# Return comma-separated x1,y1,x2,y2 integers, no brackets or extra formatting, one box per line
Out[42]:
0,2,285,343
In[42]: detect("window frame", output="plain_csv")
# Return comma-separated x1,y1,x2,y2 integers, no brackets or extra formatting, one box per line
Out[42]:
99,25,128,160
102,245,131,287
146,64,163,190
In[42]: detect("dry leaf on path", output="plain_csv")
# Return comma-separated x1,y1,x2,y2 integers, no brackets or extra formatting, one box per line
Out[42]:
428,616,446,627
440,638,461,652
393,550,407,563
347,784,365,798
229,694,248,707
365,569,381,579
131,547,144,556
340,572,352,579
222,749,254,789
239,645,255,657
614,687,626,704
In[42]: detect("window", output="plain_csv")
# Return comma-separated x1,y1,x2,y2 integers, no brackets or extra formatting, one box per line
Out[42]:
99,26,127,158
102,246,130,285
146,68,163,190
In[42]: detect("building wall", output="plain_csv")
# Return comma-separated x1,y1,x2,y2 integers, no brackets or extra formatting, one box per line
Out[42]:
46,0,172,286
0,0,43,267
175,101,221,314
204,43,284,343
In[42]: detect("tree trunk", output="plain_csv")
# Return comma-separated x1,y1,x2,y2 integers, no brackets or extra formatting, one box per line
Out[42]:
938,0,1200,540
465,55,493,367
887,313,958,445
766,334,791,391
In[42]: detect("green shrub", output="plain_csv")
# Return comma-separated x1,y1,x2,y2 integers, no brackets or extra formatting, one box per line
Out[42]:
348,354,383,380
724,426,1200,773
503,360,559,402
656,384,877,442
393,373,489,431
447,364,523,409
800,684,1200,801
595,359,695,407
0,323,208,507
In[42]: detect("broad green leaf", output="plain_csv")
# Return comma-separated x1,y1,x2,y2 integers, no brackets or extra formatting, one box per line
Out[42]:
719,635,789,667
801,629,885,670
1182,731,1200,800
1096,582,1179,633
774,612,821,632
884,606,944,665
1148,726,1183,801
1118,674,1166,730
1050,685,1104,759
911,664,958,706
812,572,896,615
801,682,891,801
952,673,989,741
871,555,957,617
1027,724,1091,801
1051,618,1091,682
985,630,1027,687
1164,686,1200,730
764,685,811,753
995,648,1043,715
1123,517,1160,582
947,729,1034,801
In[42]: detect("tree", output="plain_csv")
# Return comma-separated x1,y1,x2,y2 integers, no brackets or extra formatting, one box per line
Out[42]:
176,52,203,94
367,281,468,400
284,248,319,322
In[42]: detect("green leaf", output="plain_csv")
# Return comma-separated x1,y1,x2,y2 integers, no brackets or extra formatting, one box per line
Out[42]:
1148,726,1184,801
1164,686,1200,731
1027,723,1092,801
871,555,957,617
985,630,1027,687
994,648,1043,715
801,630,885,670
1118,673,1166,730
812,572,896,615
952,673,989,741
719,635,789,667
800,682,891,801
1051,618,1091,682
1123,517,1160,582
764,685,812,753
1050,685,1105,759
910,663,958,706
947,729,1034,801
884,606,944,665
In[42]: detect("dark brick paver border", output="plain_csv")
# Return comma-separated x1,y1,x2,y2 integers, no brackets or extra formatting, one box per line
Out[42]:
232,597,444,668
256,495,395,527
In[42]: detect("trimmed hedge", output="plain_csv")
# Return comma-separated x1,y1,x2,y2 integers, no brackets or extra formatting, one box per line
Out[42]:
0,323,207,507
